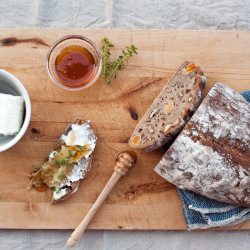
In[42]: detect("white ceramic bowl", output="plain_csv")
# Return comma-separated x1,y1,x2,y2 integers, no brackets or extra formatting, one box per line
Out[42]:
0,70,31,152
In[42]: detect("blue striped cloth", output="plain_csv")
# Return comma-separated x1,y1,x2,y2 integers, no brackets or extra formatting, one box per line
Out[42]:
178,90,250,230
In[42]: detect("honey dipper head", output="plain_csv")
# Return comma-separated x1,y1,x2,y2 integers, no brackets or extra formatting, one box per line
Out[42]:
115,151,137,175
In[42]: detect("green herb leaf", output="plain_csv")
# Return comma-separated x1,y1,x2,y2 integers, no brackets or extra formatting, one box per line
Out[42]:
52,186,61,194
56,158,70,166
101,37,114,85
101,38,138,85
76,145,89,151
68,150,74,157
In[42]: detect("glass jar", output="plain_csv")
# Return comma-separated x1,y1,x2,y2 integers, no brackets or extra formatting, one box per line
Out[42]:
46,35,102,91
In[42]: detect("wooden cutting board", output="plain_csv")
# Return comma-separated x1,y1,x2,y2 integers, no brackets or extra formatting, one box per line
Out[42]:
0,29,249,230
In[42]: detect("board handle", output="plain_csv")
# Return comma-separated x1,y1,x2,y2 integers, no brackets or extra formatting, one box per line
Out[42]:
67,151,137,247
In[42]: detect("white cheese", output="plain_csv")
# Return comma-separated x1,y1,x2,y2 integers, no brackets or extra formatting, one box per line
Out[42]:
49,151,57,159
61,123,96,148
53,188,68,201
0,93,24,135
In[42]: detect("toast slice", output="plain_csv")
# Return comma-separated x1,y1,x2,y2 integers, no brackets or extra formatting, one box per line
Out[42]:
128,61,206,151
29,118,97,203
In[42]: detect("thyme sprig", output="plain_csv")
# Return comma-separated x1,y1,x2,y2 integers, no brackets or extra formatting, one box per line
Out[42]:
101,37,138,85
101,37,114,83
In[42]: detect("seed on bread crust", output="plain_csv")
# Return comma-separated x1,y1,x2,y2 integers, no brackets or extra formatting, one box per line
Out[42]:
188,97,192,102
184,63,198,73
164,101,175,114
178,92,184,98
150,108,159,118
164,124,172,133
131,134,141,144
173,119,180,127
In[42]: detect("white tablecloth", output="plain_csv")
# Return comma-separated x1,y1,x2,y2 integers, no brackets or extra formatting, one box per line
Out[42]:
0,0,250,249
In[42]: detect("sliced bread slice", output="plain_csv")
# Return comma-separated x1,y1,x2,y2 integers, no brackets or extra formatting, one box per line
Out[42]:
29,118,97,203
128,61,206,151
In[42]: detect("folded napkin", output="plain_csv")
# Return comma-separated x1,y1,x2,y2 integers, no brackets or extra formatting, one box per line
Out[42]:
178,90,250,230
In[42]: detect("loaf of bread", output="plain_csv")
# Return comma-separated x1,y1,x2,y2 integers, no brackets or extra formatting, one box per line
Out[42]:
29,118,97,203
129,61,206,151
155,83,250,207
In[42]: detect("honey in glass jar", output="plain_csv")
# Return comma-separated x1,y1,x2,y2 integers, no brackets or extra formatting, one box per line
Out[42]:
47,35,102,91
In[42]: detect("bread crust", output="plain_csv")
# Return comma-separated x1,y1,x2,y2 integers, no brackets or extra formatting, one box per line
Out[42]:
129,61,206,152
155,83,250,207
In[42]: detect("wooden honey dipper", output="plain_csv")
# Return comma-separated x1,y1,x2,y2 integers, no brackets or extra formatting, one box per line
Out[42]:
67,151,137,247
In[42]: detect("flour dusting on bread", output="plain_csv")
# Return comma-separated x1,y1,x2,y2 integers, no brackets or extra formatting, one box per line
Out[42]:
155,83,250,207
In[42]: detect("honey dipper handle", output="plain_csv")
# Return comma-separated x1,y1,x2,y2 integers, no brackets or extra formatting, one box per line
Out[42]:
67,151,136,247
67,172,121,247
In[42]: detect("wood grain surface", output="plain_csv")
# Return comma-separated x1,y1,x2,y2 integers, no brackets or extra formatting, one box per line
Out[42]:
0,29,249,230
